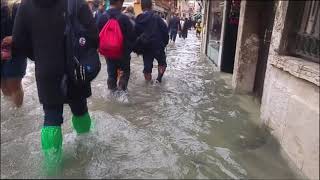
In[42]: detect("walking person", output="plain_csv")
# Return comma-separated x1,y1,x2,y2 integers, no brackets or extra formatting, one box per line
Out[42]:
87,0,95,14
123,5,135,27
195,20,202,38
1,0,27,108
179,17,184,38
168,13,180,43
187,17,192,30
93,2,106,25
98,0,136,91
135,0,169,83
181,17,189,39
12,0,98,172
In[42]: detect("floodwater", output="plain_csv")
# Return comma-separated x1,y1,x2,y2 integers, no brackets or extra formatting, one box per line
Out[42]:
1,31,299,179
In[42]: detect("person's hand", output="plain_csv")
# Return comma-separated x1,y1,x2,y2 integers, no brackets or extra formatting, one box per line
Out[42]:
1,36,13,47
1,36,13,61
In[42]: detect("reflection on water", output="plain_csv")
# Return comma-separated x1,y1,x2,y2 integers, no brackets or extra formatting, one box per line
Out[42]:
1,31,299,179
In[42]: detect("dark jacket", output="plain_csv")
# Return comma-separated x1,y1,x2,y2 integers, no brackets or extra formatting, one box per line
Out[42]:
98,8,136,58
168,16,181,32
12,0,98,105
1,4,11,40
135,10,169,51
94,9,106,25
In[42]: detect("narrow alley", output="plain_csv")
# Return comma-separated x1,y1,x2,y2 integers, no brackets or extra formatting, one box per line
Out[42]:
1,31,299,179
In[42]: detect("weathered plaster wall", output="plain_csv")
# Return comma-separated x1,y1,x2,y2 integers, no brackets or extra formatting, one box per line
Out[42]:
232,1,260,92
261,1,320,179
261,65,319,179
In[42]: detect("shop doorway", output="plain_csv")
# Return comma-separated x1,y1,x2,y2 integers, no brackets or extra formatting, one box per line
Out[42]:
220,0,241,73
253,1,277,100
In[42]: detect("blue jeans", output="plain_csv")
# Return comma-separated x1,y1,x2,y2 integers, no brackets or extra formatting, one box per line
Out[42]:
106,56,131,91
43,99,88,126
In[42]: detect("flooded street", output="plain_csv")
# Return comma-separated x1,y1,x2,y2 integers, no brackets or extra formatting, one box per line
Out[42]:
1,31,299,179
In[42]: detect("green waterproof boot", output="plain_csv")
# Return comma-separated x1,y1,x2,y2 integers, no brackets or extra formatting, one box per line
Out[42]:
72,112,91,134
41,126,63,175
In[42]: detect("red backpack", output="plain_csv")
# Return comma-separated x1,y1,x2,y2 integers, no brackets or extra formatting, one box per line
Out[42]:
99,16,123,60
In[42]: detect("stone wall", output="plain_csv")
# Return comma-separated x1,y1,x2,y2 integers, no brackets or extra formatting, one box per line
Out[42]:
261,63,319,179
261,1,320,179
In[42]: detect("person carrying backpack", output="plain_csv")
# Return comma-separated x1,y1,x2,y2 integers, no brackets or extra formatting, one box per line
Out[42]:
12,0,99,172
98,0,136,91
135,0,169,83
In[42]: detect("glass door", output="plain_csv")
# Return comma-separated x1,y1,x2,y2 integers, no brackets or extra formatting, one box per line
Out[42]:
206,0,225,65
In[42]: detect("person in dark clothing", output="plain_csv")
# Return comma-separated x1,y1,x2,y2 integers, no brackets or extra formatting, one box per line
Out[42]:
181,17,189,39
93,2,106,25
98,0,136,91
135,0,169,83
1,1,27,107
123,5,135,27
168,13,181,43
187,17,192,30
12,0,98,170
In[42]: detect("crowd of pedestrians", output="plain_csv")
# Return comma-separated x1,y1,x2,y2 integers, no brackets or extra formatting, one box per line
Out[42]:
1,0,199,174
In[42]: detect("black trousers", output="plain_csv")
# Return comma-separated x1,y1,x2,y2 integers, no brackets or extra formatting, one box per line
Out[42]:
43,98,88,126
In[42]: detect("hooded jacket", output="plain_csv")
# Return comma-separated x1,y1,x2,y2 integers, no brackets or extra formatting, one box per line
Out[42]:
135,10,169,51
12,0,98,105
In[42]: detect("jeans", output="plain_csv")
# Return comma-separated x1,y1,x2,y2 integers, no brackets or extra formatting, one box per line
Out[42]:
142,49,167,74
106,56,131,91
43,99,88,126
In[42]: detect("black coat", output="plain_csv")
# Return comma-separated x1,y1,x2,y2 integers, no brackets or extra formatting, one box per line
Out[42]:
1,2,19,39
12,0,98,105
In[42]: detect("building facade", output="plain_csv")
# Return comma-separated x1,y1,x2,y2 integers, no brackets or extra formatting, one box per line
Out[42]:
201,0,319,179
130,0,173,19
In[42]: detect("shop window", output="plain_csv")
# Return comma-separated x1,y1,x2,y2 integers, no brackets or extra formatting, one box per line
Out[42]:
205,0,225,65
287,0,320,63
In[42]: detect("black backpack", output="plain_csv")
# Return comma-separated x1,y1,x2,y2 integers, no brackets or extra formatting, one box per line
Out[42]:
134,13,158,55
64,0,101,85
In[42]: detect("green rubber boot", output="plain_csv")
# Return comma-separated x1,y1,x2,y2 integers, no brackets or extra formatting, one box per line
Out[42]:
41,126,63,175
72,112,91,134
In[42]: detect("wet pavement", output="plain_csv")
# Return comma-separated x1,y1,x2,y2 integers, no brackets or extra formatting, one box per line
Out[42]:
1,31,299,179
